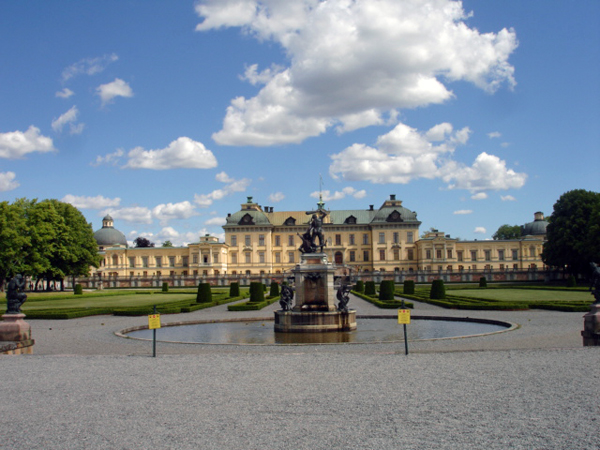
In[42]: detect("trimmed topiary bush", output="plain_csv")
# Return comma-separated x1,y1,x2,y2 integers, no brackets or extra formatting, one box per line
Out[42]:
365,281,376,296
162,282,169,292
269,281,280,297
354,280,364,293
379,280,395,301
250,282,265,303
479,277,487,288
403,280,415,295
74,284,83,295
566,275,577,288
430,279,446,300
196,282,212,303
229,282,240,297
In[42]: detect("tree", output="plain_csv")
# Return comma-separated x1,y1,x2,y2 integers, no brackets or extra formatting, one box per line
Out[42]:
134,237,155,248
0,201,29,288
161,240,173,247
542,189,600,276
492,224,521,240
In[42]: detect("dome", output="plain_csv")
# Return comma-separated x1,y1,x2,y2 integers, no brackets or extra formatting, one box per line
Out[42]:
94,215,128,247
521,212,548,236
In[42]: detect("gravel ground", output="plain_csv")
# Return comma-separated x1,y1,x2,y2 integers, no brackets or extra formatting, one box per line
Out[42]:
1,295,598,449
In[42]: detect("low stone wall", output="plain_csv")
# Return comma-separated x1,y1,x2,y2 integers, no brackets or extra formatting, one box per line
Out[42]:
0,339,34,355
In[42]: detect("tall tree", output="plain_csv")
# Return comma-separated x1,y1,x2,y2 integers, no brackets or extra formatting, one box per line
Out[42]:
492,224,521,240
134,237,155,248
161,240,173,247
0,201,29,288
542,189,600,276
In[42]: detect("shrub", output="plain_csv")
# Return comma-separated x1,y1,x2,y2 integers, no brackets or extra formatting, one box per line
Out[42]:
74,284,83,295
430,279,446,300
269,281,280,297
364,281,376,296
249,282,265,303
196,283,212,303
403,280,415,295
479,277,488,288
354,280,365,293
566,275,577,288
162,282,169,292
379,280,395,301
229,282,240,297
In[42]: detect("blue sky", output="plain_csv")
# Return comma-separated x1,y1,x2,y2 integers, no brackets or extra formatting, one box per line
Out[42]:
1,0,598,246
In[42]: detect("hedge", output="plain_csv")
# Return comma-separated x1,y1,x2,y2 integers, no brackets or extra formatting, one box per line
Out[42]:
269,281,280,297
227,296,279,311
403,280,415,295
364,281,376,296
196,283,212,303
229,282,240,297
249,282,265,303
430,279,446,300
354,280,365,294
379,280,395,301
479,277,487,288
352,290,413,309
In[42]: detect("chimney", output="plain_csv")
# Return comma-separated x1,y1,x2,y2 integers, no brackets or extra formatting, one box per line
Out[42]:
390,194,396,201
369,205,374,211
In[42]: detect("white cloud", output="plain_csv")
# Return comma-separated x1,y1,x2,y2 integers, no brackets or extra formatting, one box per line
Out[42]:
62,53,119,82
441,152,527,193
194,172,251,207
62,194,121,209
152,201,198,226
123,137,217,170
268,192,285,203
129,227,219,247
197,0,517,146
52,106,84,134
0,126,55,159
55,88,74,99
453,209,473,215
501,195,516,201
471,192,488,200
96,78,133,106
205,216,226,226
474,227,487,234
487,131,501,139
0,172,19,191
310,186,367,202
91,149,124,167
103,206,153,224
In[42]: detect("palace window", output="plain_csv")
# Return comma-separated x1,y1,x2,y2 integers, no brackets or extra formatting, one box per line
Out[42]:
349,251,356,262
529,246,536,257
245,253,251,264
155,257,162,268
288,235,294,246
231,253,237,264
436,249,442,259
169,256,175,267
363,234,369,245
259,252,265,263
258,234,265,246
470,251,477,262
213,253,219,263
129,257,135,268
426,249,432,259
349,234,355,245
275,235,281,247
182,256,189,267
512,249,519,260
457,251,463,262
335,234,341,246
379,249,385,261
363,250,370,262
498,250,505,261
142,256,149,268
447,249,453,259
193,254,198,264
378,232,385,244
484,250,491,261
393,232,399,244
275,252,281,263
245,235,251,246
393,249,400,260
407,249,414,260
407,232,414,243
231,235,237,246
288,252,295,263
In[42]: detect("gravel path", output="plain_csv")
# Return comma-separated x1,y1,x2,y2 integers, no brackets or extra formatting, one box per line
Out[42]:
1,295,598,449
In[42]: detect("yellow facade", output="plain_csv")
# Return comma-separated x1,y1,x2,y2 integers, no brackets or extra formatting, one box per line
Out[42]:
93,195,547,278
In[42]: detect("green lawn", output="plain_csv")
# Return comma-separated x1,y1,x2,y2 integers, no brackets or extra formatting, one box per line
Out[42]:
448,289,590,302
21,292,197,311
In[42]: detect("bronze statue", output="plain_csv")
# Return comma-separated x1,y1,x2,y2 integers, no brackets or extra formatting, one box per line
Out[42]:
280,284,294,311
6,274,27,314
336,283,351,312
590,262,600,304
298,211,327,254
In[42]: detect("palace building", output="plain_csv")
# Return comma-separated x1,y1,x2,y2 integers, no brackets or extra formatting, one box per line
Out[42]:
92,195,548,281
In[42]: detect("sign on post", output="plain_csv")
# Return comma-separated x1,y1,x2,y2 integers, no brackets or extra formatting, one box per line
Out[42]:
398,309,411,324
148,313,161,329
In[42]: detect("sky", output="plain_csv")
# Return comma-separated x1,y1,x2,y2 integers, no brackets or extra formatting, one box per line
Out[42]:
1,0,599,246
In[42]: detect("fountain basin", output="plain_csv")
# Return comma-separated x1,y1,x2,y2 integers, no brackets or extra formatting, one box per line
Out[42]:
119,315,515,345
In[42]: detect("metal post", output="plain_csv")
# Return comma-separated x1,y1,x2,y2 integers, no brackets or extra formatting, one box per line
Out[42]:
401,298,408,355
152,304,157,358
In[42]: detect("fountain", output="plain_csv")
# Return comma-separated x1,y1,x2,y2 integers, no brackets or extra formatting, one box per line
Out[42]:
274,202,356,333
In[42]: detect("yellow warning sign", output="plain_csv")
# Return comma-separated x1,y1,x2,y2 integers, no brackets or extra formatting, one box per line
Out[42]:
398,309,411,324
148,314,161,329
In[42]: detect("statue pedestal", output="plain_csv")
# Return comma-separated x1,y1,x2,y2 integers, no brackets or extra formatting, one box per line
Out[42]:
0,314,34,354
582,304,600,346
274,253,357,333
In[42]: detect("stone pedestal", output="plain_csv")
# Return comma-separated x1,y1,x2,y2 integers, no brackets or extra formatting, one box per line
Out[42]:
0,314,34,354
582,304,600,346
274,253,357,333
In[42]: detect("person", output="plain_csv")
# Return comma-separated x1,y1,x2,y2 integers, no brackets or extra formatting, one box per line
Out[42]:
6,274,27,314
308,214,325,251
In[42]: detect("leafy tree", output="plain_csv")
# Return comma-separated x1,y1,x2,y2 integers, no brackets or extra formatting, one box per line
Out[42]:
542,189,600,276
134,237,155,248
162,240,173,247
492,224,521,240
0,201,29,288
